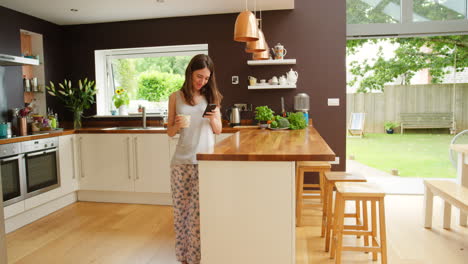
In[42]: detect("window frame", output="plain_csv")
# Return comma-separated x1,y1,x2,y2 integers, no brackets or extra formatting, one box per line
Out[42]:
347,0,468,38
94,44,208,116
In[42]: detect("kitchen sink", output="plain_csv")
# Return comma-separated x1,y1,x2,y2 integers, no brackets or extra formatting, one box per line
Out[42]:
101,126,166,130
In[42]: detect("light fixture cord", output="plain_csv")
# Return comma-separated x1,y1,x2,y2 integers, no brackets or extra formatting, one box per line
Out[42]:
260,8,262,29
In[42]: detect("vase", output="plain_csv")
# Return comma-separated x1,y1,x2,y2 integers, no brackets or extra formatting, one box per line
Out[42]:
18,117,27,136
119,105,128,115
73,110,83,129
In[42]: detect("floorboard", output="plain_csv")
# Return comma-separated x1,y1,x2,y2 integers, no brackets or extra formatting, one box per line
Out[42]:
6,196,468,264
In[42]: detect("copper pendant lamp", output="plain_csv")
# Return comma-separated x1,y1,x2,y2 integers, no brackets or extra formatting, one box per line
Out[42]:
233,1,259,42
245,22,267,53
252,41,270,60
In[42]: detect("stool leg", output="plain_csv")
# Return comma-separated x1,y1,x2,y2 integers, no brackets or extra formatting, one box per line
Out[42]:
319,170,326,203
335,195,345,264
296,168,304,226
321,179,329,237
325,183,334,252
330,192,341,259
378,198,388,264
362,200,369,250
371,200,378,261
355,200,361,238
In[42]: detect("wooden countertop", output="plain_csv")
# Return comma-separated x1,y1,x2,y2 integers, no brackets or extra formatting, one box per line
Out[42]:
196,127,335,162
0,127,240,145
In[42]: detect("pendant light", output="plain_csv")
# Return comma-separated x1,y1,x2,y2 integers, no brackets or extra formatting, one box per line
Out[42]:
234,0,259,42
252,41,270,60
245,19,267,53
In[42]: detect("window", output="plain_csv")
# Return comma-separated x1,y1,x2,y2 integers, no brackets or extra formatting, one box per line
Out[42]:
347,0,468,37
94,44,208,116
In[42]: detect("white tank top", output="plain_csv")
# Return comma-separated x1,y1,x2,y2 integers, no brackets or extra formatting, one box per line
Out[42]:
171,91,215,165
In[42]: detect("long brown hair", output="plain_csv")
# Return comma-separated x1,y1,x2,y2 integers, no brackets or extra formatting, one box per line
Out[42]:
180,54,223,106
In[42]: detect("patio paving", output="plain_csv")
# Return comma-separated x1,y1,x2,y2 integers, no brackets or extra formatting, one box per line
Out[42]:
346,159,456,195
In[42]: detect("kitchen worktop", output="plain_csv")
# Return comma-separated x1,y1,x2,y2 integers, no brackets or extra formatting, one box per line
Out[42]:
0,127,242,145
197,127,336,161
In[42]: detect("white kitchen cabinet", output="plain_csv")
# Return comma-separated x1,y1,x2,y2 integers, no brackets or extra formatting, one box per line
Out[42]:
133,134,171,193
59,135,78,195
78,134,171,194
78,134,133,192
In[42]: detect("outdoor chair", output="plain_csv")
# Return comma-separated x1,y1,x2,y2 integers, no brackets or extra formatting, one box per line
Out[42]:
348,113,366,138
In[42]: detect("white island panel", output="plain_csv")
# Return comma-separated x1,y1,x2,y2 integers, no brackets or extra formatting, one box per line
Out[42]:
199,161,295,264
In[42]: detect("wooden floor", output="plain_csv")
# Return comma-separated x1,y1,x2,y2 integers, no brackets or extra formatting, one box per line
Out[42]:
6,196,468,264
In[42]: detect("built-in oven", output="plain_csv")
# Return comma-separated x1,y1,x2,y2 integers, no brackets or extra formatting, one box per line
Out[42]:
22,138,60,198
0,142,25,206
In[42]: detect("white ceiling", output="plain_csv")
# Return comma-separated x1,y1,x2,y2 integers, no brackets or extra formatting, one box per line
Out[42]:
0,0,295,25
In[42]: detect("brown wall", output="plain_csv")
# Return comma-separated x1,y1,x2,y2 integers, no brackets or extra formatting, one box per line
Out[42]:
0,0,346,170
0,6,65,123
63,0,347,170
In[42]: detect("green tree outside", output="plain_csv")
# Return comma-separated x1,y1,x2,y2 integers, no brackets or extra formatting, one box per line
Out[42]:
111,56,191,102
347,36,468,93
137,71,184,102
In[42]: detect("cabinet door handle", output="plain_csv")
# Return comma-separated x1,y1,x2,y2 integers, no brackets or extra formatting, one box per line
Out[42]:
126,137,132,180
79,137,84,178
71,137,76,179
133,137,139,180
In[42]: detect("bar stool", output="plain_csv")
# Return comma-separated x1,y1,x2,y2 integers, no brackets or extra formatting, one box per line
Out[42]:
323,171,367,252
296,161,331,226
331,182,387,264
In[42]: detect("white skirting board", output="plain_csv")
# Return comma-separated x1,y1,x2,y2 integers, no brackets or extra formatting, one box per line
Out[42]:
198,161,296,264
5,192,77,233
77,191,172,206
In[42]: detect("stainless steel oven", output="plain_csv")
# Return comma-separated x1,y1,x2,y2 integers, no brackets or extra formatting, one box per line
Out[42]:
22,138,60,198
0,142,25,206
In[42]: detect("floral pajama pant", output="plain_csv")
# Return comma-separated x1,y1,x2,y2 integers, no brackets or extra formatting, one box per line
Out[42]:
171,164,201,264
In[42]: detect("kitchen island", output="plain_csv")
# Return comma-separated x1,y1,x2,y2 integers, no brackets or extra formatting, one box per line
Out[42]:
196,127,335,264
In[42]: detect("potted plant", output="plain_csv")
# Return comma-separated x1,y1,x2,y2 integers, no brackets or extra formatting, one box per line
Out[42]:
255,106,274,129
113,88,130,115
384,121,399,134
46,78,96,129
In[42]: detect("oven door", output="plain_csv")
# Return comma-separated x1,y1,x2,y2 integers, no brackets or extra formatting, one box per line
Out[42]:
24,148,60,198
0,154,25,206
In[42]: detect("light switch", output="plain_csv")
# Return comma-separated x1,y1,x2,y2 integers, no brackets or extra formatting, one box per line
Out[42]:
232,76,239,84
328,98,339,106
329,157,340,164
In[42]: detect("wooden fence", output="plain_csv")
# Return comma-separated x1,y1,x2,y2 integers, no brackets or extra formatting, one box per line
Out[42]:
346,83,468,133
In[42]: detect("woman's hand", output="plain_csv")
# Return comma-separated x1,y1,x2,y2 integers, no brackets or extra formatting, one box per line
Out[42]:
174,115,184,129
204,107,222,134
203,107,220,121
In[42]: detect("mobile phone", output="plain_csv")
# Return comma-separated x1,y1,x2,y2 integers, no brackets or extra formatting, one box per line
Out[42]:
202,104,217,117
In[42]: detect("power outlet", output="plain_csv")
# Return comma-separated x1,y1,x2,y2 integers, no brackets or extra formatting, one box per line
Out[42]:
234,103,248,111
329,157,340,164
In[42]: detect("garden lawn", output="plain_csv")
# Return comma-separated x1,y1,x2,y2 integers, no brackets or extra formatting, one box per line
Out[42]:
347,133,456,178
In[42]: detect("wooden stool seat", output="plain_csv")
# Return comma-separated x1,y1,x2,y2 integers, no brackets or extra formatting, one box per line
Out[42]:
323,172,367,251
296,161,331,226
331,182,387,264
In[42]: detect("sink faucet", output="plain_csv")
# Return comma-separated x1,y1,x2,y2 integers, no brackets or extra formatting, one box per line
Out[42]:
142,107,147,128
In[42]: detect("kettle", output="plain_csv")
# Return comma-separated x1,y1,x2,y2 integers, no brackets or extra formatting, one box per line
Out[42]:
226,106,241,127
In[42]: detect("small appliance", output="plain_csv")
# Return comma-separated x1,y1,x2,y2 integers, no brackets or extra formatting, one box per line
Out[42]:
227,106,241,127
294,93,310,126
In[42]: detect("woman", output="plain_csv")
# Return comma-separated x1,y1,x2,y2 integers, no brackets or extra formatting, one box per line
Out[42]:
167,54,223,264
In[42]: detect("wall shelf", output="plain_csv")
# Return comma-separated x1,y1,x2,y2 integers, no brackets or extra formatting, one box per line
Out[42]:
248,85,296,90
247,59,296,66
